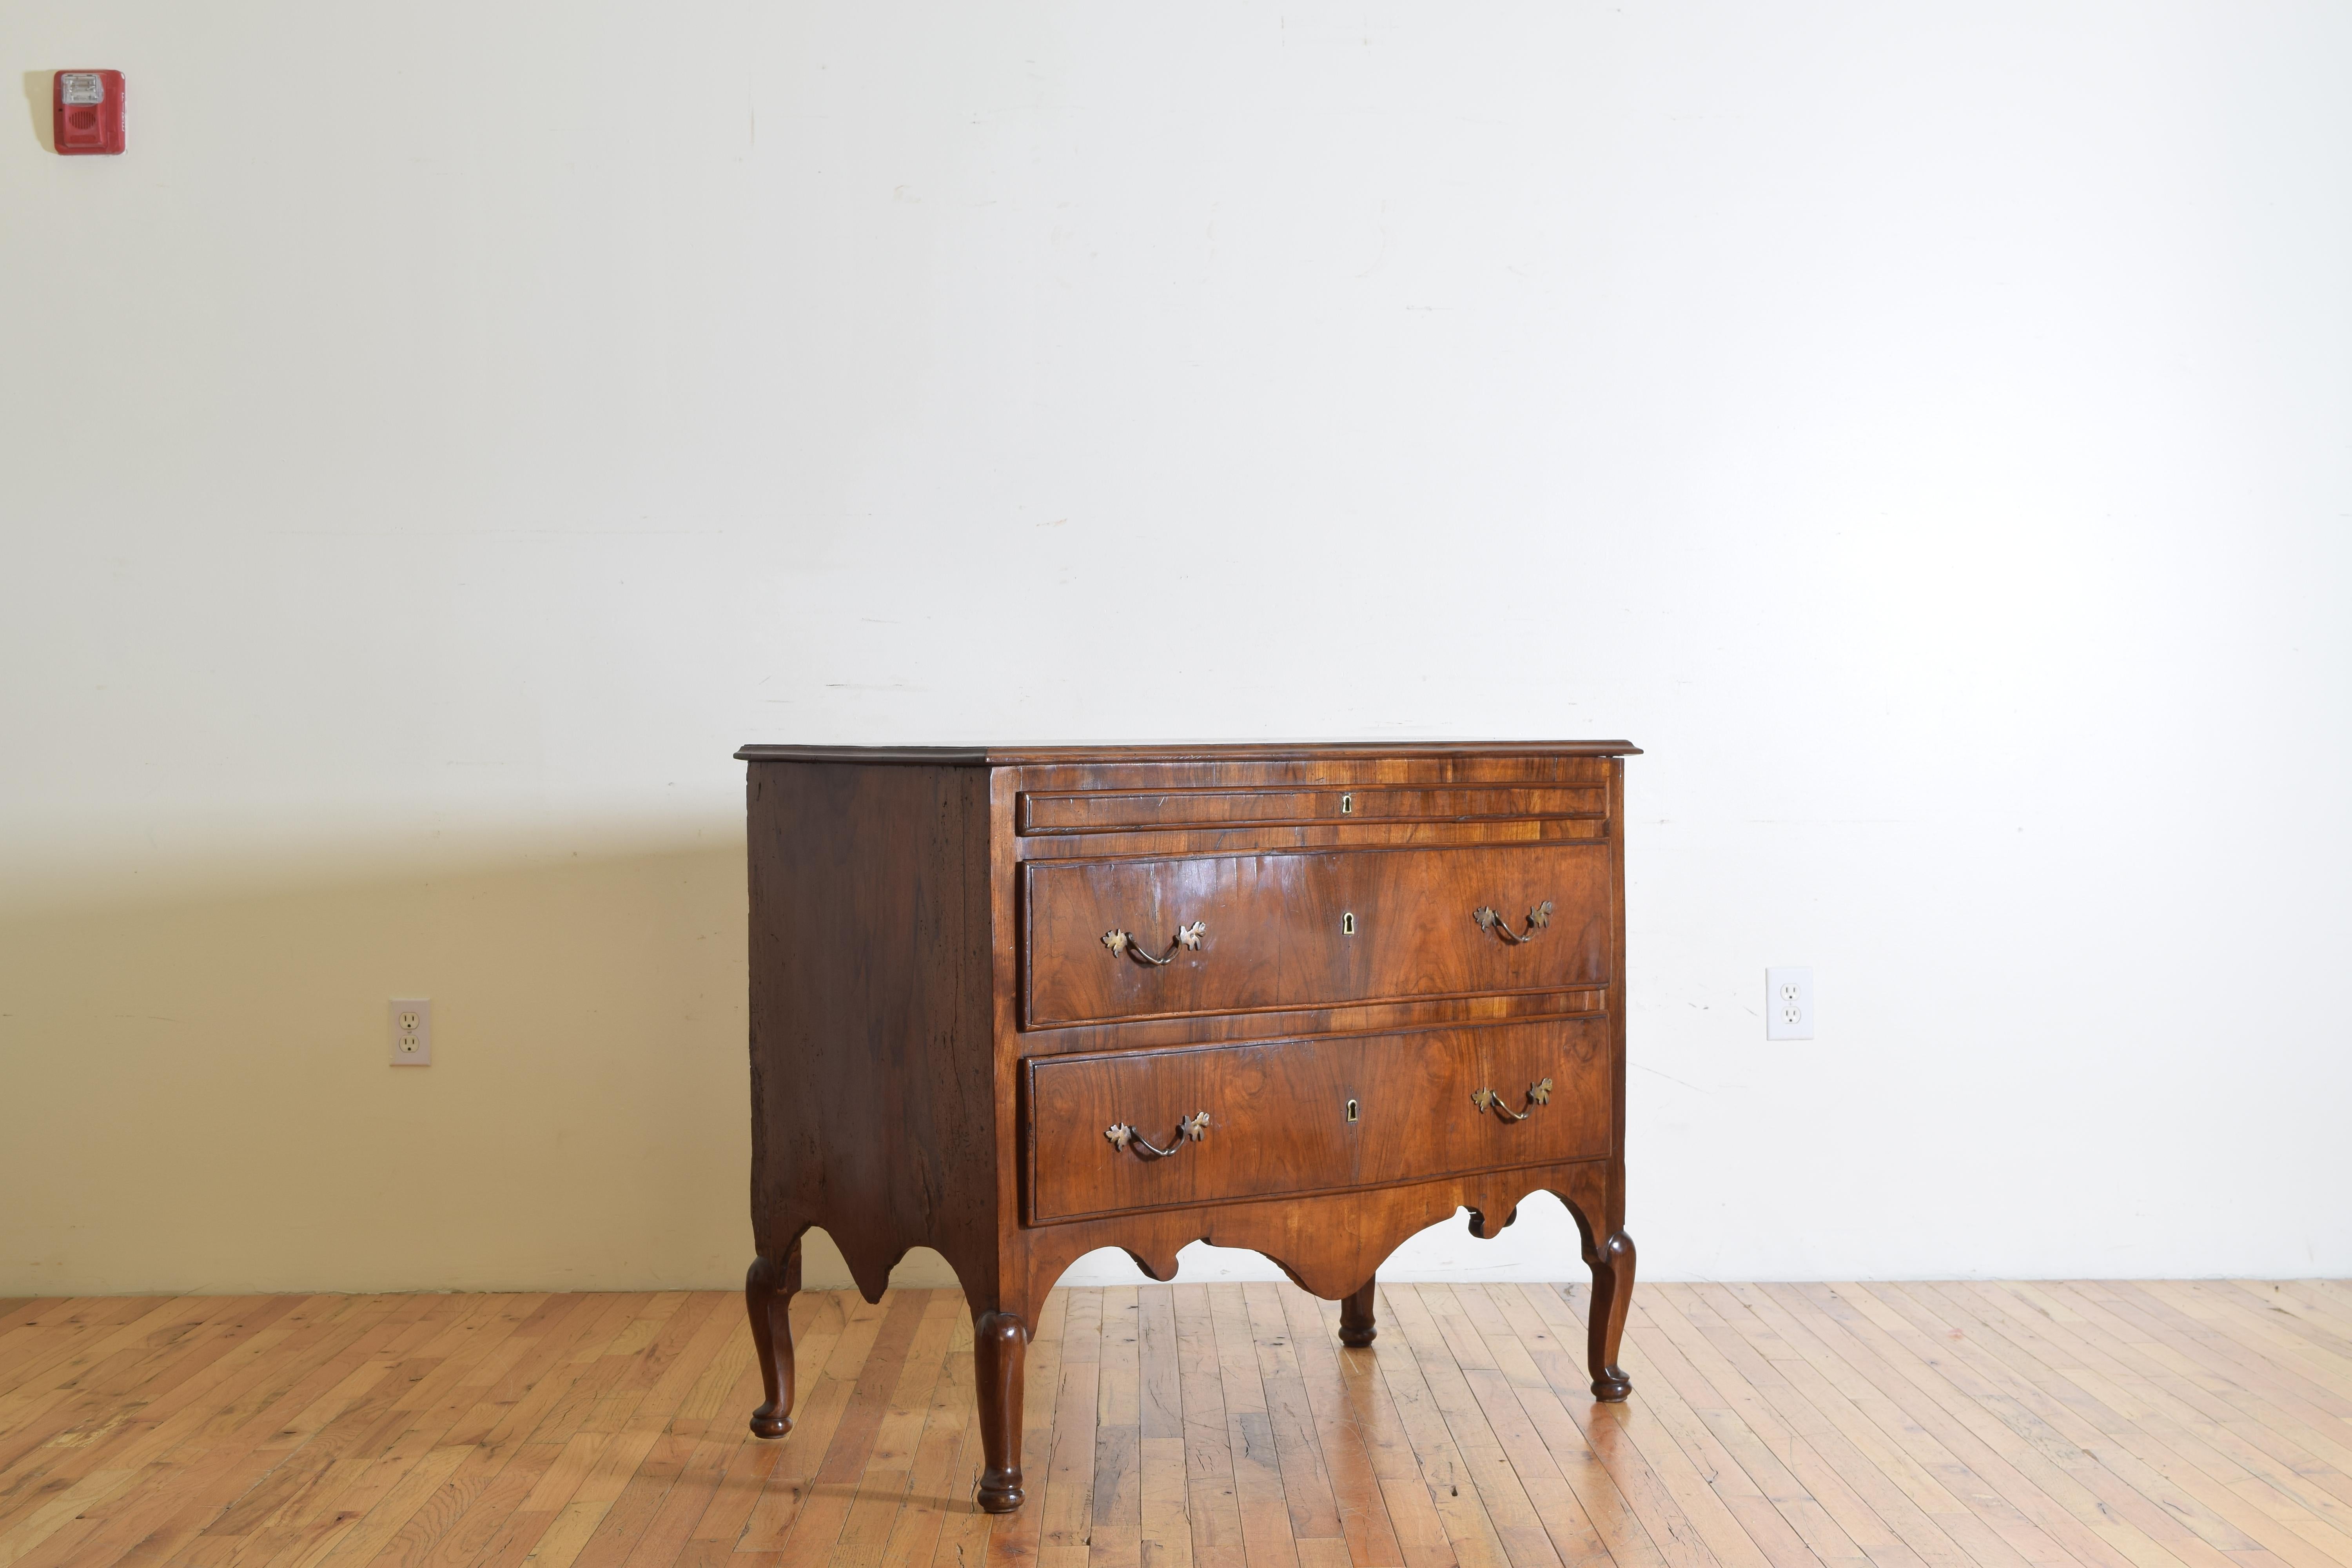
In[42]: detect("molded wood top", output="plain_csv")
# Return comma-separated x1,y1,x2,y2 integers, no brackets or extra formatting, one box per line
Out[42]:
734,740,1642,765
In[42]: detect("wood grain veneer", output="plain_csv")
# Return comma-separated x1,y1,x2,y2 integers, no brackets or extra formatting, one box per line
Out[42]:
735,740,1641,1512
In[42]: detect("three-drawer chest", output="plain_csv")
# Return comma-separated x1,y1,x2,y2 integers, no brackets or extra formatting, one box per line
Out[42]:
735,741,1640,1512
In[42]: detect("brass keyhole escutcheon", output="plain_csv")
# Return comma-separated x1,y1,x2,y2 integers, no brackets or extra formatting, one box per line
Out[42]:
1342,911,1356,936
1346,1098,1359,1123
1340,792,1353,815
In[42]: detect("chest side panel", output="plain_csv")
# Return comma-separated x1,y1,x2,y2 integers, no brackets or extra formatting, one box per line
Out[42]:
746,760,997,1287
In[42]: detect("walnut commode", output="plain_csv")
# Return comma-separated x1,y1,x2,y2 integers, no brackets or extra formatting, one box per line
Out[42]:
736,741,1641,1512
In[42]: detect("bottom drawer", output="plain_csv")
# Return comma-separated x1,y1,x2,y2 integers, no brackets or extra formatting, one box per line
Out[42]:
1023,1018,1609,1223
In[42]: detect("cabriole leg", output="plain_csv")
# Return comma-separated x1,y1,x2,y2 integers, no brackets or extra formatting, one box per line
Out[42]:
746,1244,802,1438
1339,1278,1378,1347
1587,1229,1635,1401
973,1309,1029,1512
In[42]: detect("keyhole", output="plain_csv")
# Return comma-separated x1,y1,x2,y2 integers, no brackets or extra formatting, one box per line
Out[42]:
1341,911,1356,936
1340,792,1353,814
1346,1098,1359,1123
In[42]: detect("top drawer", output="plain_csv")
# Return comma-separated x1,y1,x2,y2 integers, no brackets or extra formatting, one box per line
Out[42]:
1022,842,1610,1028
1020,784,1605,835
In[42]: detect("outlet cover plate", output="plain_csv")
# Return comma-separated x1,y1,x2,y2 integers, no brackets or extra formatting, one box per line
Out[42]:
390,998,432,1065
1766,967,1813,1040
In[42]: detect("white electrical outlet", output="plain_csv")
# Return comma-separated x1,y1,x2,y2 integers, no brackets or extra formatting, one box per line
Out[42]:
1765,967,1813,1040
389,998,432,1065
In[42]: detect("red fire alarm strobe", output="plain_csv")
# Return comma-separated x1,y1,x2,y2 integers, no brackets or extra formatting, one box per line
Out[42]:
55,71,126,155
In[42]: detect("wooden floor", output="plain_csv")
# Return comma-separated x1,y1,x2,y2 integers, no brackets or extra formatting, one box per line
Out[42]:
2,1280,2350,1568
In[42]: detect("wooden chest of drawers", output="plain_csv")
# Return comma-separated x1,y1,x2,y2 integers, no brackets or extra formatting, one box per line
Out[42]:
735,741,1640,1512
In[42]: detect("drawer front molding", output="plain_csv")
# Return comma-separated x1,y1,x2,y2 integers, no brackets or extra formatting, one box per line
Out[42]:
1024,842,1610,1028
1024,1018,1609,1223
1020,783,1607,835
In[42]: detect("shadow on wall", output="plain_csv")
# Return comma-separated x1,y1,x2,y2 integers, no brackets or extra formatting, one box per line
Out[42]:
21,72,56,153
0,827,1574,1298
0,828,950,1297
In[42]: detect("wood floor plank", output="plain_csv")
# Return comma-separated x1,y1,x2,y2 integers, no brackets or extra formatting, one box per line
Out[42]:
294,1293,616,1568
1136,1285,1195,1568
0,1296,267,1501
785,1290,936,1559
830,1292,965,1568
1512,1282,1747,1568
1670,1285,1891,1564
2034,1284,2352,1473
207,1296,549,1551
64,1293,441,1568
1956,1280,2352,1508
1169,1284,1248,1568
1593,1298,1820,1568
1514,1310,1693,1568
1091,1284,1144,1568
47,1298,414,1568
874,1304,980,1568
1690,1284,2023,1568
1274,1284,1405,1568
606,1352,767,1568
6,1296,283,1452
0,1297,182,1441
1242,1281,1344,1549
736,1291,877,1552
555,1307,767,1568
1036,1284,1105,1568
1775,1281,2166,1568
2210,1285,2352,1362
560,1294,768,1568
1701,1288,1985,1515
1731,1284,2091,1568
9,1281,2352,1568
678,1401,792,1553
159,1289,491,1568
0,1312,90,1404
2245,1285,2352,1342
455,1298,714,1568
0,1465,144,1567
1985,1283,2352,1520
2118,1287,2352,1416
1419,1283,1624,1568
0,1296,310,1532
0,1299,66,1343
1205,1282,1303,1568
1860,1283,2277,1568
2139,1287,2352,1404
1903,1283,2352,1568
1306,1292,1465,1568
436,1296,697,1568
355,1293,638,1568
1362,1285,1522,1568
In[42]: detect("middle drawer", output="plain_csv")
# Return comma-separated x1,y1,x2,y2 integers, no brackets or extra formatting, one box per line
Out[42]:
1022,842,1610,1028
1023,1017,1610,1223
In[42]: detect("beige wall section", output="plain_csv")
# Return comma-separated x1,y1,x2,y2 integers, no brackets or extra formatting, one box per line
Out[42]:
4,2,2349,1291
0,829,951,1296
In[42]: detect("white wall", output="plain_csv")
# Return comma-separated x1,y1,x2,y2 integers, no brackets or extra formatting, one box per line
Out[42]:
4,2,2347,1296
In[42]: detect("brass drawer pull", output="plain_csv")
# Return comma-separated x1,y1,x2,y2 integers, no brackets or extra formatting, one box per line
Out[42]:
1102,921,1206,967
1105,1111,1210,1158
1472,1077,1553,1122
1472,900,1553,945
